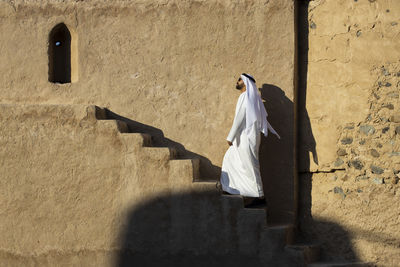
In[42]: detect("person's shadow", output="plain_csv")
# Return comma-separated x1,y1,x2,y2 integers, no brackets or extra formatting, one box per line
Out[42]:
258,81,358,262
108,77,361,265
258,83,298,225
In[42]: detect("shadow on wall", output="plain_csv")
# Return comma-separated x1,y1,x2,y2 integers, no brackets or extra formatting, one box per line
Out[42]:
296,0,315,232
106,83,296,226
259,83,295,225
297,0,318,174
298,174,361,262
296,0,359,263
114,190,359,266
296,0,317,230
115,191,265,267
104,109,221,179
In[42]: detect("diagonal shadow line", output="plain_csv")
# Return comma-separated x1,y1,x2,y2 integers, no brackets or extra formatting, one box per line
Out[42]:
345,224,400,248
102,108,221,180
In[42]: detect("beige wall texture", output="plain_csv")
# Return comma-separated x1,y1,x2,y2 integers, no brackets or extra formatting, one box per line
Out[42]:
0,105,126,265
0,0,296,223
0,0,299,265
0,104,300,266
298,0,400,266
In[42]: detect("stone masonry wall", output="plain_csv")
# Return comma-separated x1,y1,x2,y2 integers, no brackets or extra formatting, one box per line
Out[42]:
335,63,400,186
298,0,400,266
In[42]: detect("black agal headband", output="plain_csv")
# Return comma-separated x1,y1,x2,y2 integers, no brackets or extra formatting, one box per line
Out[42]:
242,73,256,84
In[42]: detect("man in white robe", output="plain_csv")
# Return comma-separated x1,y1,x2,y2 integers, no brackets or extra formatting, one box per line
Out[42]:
220,73,280,207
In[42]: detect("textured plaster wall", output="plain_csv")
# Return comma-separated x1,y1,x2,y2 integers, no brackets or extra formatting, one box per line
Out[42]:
298,0,400,265
0,1,297,264
0,104,297,266
0,0,296,222
0,105,125,265
0,0,294,174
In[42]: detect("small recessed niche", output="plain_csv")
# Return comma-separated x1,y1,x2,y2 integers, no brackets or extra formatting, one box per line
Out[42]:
48,23,78,84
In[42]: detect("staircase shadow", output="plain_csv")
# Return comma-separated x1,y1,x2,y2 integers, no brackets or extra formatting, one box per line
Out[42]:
103,108,221,179
115,191,265,267
298,175,360,263
114,190,361,266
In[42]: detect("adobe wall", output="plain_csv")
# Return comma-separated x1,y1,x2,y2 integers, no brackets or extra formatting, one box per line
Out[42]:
0,0,296,223
298,0,400,265
0,104,297,266
0,105,124,265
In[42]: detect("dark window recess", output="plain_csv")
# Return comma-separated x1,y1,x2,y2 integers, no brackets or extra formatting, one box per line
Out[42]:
48,23,71,83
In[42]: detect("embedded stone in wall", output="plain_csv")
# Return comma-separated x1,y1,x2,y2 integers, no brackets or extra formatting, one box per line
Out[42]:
382,68,390,76
334,158,344,167
340,174,349,181
333,186,346,199
341,137,353,145
382,103,394,110
372,178,384,184
302,0,400,264
387,92,399,98
371,165,384,174
349,159,363,170
359,125,375,135
337,148,347,156
356,174,369,181
390,115,400,122
382,127,390,133
370,149,380,158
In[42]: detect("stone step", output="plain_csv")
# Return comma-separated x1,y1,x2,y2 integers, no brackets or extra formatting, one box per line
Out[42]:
237,208,267,255
285,243,321,264
193,178,218,183
258,224,295,262
169,158,200,185
241,208,267,225
96,119,129,133
220,194,245,214
141,147,177,162
266,224,295,245
87,105,107,120
191,181,219,193
120,133,152,150
308,262,375,267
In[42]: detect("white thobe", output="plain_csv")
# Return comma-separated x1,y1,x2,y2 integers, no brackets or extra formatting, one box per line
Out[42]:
220,92,264,197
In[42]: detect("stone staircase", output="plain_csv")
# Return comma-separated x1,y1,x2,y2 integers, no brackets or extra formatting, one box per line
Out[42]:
88,105,373,267
0,103,376,266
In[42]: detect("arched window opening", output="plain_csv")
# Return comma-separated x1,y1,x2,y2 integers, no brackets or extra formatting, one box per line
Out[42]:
48,23,71,83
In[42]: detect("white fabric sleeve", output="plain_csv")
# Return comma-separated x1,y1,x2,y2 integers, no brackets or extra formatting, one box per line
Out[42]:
226,103,246,142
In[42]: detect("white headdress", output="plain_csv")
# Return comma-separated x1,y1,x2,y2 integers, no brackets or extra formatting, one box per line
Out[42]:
241,73,280,139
